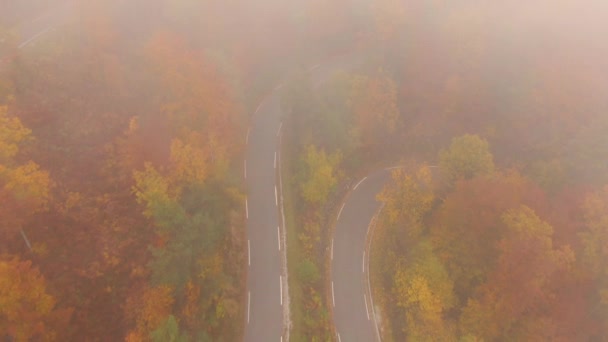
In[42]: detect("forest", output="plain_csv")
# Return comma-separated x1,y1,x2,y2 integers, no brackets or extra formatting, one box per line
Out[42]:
364,1,608,341
2,0,607,341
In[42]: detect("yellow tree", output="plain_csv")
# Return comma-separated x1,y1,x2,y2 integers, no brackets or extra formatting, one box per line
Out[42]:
299,145,342,206
393,240,455,340
438,134,495,187
169,136,209,187
0,106,30,163
0,106,50,240
132,163,186,233
125,285,175,340
377,165,434,240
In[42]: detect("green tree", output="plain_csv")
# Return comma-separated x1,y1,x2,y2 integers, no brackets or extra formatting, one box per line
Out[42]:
299,145,342,206
439,134,494,186
133,163,187,232
151,315,188,342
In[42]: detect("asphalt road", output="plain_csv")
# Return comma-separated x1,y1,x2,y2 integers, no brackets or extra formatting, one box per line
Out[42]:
244,90,286,341
331,170,390,342
244,52,367,341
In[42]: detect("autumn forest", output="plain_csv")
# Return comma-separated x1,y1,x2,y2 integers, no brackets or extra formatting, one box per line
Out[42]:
1,0,607,341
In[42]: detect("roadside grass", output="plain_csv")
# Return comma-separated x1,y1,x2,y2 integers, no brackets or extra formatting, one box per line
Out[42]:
281,118,308,341
369,214,394,342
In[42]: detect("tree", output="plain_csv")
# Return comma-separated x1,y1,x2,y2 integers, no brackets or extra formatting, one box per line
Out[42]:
0,256,68,341
169,137,209,187
350,71,400,151
0,107,50,240
281,68,318,146
579,186,608,336
430,171,547,301
145,32,241,173
0,106,30,163
299,145,342,206
439,134,494,186
125,285,175,338
459,206,574,340
150,315,188,342
377,165,434,240
393,240,455,341
133,163,186,232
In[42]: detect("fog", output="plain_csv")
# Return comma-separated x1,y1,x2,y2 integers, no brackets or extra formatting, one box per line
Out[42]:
1,1,607,341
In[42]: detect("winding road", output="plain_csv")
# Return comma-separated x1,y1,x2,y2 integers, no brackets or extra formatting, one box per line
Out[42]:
244,54,366,341
332,170,389,342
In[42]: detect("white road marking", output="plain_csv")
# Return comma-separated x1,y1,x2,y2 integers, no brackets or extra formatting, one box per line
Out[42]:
255,102,263,115
337,333,342,342
275,186,278,206
337,203,345,220
331,239,334,260
279,276,283,305
244,160,247,179
20,229,32,251
277,226,281,251
245,198,249,219
364,294,370,320
19,25,53,49
246,128,250,144
274,152,277,169
353,176,367,190
248,240,251,266
362,252,366,273
247,291,251,323
277,122,282,137
332,281,336,307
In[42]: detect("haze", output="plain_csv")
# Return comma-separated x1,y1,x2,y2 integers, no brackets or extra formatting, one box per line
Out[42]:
1,1,607,341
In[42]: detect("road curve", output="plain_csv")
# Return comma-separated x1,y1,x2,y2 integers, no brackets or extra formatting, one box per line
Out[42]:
332,169,390,342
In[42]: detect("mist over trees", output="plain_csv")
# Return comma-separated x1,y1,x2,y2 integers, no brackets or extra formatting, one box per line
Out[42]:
2,0,608,340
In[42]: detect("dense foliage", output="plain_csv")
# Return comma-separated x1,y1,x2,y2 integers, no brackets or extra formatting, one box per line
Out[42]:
364,1,608,340
0,0,262,340
375,142,607,340
2,0,608,340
